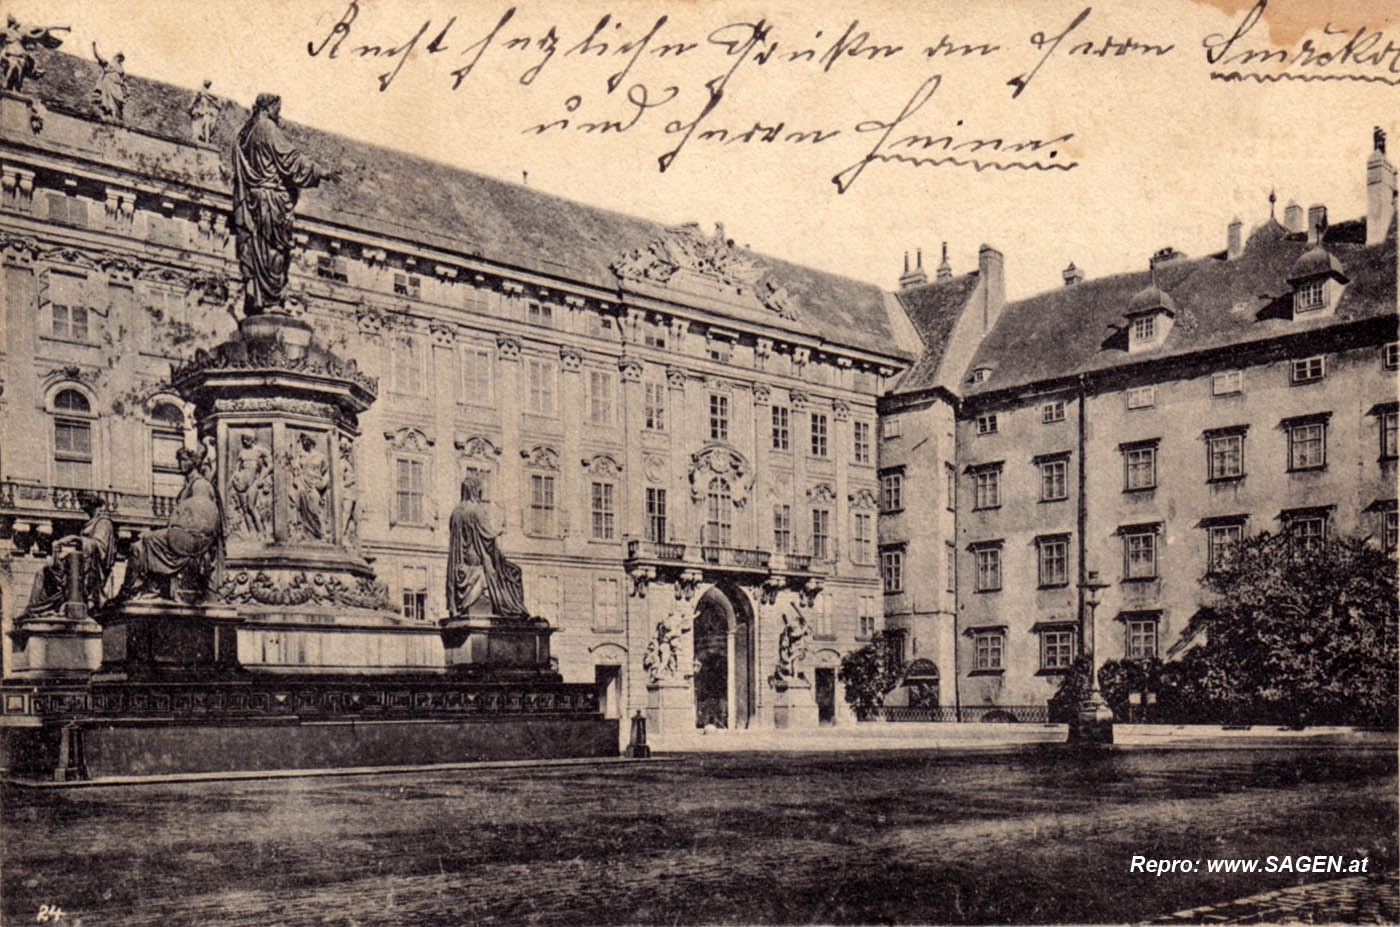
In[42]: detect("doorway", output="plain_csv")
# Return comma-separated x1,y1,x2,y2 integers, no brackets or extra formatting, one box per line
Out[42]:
692,585,754,729
594,665,621,720
815,667,836,725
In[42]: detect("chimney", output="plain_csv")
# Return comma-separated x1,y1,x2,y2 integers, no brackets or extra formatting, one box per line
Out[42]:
1283,200,1304,233
1307,204,1327,245
898,247,927,289
935,241,953,283
1062,262,1083,286
1227,216,1243,260
1368,126,1397,246
977,244,1005,332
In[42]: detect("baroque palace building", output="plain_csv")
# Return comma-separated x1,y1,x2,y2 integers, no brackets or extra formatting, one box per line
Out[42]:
1,48,1394,731
0,51,919,730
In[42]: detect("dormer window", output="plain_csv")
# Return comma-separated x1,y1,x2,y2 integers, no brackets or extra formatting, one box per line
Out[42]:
1286,246,1346,319
1132,316,1155,342
970,366,992,384
1124,284,1175,354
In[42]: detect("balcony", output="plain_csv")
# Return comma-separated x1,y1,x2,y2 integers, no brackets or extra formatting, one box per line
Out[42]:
700,546,770,571
626,539,687,562
1,481,176,546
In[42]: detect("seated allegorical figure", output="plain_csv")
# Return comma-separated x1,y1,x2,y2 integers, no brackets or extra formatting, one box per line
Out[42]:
20,491,117,618
119,444,222,602
446,476,529,618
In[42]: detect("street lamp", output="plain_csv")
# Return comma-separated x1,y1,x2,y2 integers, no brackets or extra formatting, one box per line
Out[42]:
1072,569,1114,744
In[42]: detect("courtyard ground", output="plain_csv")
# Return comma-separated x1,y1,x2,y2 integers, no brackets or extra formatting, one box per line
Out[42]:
2,743,1396,925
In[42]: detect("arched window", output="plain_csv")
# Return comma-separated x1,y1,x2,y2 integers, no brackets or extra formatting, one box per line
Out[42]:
52,388,93,487
150,401,186,497
705,477,733,547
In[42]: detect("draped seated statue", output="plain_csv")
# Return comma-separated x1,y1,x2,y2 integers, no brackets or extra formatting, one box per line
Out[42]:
118,445,222,603
446,476,528,619
20,491,116,619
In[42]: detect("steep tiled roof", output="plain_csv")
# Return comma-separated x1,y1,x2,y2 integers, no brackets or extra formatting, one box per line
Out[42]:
964,228,1396,397
27,50,908,359
891,273,980,392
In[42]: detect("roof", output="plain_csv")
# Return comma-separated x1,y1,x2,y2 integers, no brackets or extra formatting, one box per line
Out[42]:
964,226,1396,397
1288,245,1346,283
891,273,981,392
27,49,909,359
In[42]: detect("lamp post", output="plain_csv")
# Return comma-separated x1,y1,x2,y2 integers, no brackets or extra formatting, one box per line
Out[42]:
1073,569,1114,744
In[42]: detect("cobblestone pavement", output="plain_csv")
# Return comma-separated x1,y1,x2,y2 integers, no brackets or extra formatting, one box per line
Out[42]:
3,745,1395,926
1151,871,1400,924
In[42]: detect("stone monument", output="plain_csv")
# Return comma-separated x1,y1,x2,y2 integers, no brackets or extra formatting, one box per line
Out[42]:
642,611,692,735
768,606,818,729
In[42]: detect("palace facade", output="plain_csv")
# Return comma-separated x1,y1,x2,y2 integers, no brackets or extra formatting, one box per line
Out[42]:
1,48,1394,731
0,51,917,730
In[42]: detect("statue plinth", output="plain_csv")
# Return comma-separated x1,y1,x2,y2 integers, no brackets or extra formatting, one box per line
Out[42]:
95,602,242,681
771,676,818,730
439,614,560,682
7,615,104,681
644,680,693,736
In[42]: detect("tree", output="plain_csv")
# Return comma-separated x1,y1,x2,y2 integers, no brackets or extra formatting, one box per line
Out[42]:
1179,531,1397,727
838,631,904,719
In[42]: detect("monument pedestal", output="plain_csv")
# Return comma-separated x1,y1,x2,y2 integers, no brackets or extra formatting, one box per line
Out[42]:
771,678,818,730
7,616,103,680
646,682,694,736
440,614,559,682
95,602,242,681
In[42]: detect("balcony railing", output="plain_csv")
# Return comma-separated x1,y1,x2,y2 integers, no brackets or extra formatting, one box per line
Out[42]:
781,553,813,572
868,704,1051,724
700,546,770,570
626,539,687,562
1,481,177,519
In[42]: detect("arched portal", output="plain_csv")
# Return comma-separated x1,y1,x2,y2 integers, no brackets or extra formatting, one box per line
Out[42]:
692,584,754,729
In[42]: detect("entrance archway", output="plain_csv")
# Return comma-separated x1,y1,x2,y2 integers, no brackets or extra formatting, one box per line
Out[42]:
692,584,754,729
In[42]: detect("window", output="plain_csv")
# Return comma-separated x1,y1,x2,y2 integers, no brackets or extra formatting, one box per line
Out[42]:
972,467,1001,509
53,389,93,486
974,630,1004,670
643,324,666,349
1212,370,1242,396
1126,617,1158,659
1037,536,1069,587
526,359,556,416
973,545,1002,592
811,508,831,559
1381,410,1397,460
528,473,556,536
810,595,833,639
1039,457,1068,501
1295,278,1325,313
970,367,992,384
976,413,998,435
705,478,733,546
1207,431,1245,480
1291,356,1325,384
527,300,553,327
771,406,790,450
645,488,667,543
858,596,877,639
945,464,956,511
707,338,731,363
401,566,428,621
853,421,871,464
150,402,185,498
810,413,829,457
1131,315,1155,343
589,371,614,426
1042,400,1065,423
1286,513,1328,552
590,481,616,540
393,273,421,299
1287,420,1327,470
1385,343,1399,370
1123,443,1157,491
530,573,561,618
880,548,904,594
1127,386,1155,410
315,254,348,282
593,577,622,631
392,335,424,395
945,543,956,594
773,504,792,553
460,347,493,404
879,471,903,512
1207,523,1242,572
1123,527,1158,579
853,513,873,564
709,394,729,442
394,457,426,524
644,382,666,431
45,272,90,342
883,417,902,440
1040,629,1076,671
1384,510,1398,551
